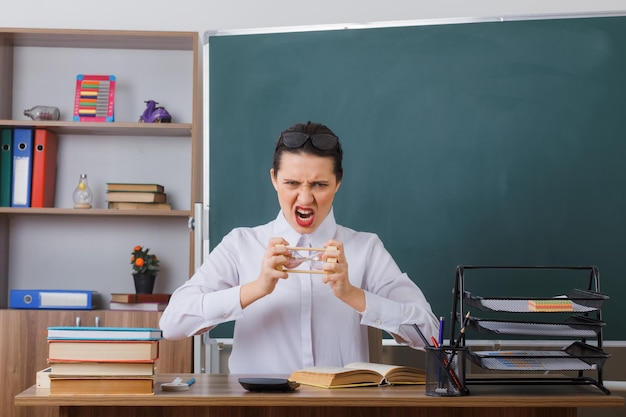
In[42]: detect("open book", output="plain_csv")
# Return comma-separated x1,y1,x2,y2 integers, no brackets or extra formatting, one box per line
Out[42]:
289,362,425,388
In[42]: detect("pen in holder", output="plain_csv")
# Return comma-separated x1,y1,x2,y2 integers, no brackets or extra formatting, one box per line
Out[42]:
424,345,469,397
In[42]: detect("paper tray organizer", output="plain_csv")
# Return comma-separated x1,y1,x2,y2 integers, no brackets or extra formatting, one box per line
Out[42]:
450,266,611,394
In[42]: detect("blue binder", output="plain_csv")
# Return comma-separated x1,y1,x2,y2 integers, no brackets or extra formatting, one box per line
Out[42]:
10,289,96,309
11,128,34,207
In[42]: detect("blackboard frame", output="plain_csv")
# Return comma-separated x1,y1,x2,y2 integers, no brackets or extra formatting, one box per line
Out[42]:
203,12,626,340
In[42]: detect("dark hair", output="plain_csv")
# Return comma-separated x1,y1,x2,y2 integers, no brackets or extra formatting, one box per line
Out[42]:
273,121,344,182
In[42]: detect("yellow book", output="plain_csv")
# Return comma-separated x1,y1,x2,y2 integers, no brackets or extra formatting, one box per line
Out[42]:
49,376,154,395
105,191,166,203
289,362,426,388
108,201,171,210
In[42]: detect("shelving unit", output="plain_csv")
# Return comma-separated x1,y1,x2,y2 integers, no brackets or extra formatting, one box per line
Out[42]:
0,27,201,417
450,265,611,394
0,28,202,308
0,27,201,303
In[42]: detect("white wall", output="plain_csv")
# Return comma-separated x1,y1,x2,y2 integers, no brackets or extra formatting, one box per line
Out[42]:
1,0,625,34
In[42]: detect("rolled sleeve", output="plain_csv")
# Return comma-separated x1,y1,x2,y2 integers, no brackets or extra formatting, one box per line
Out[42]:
201,285,244,324
360,291,403,333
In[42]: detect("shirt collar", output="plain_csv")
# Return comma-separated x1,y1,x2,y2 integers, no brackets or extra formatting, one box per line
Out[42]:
273,208,337,248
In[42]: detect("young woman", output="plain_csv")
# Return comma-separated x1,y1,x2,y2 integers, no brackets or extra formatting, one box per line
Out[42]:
160,121,438,373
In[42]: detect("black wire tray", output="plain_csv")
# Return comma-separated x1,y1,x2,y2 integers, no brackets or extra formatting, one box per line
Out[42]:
463,288,608,313
467,315,605,338
468,341,609,372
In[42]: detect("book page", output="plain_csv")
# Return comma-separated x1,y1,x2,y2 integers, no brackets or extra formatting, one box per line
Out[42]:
344,362,425,385
344,362,396,376
290,365,383,387
295,366,354,375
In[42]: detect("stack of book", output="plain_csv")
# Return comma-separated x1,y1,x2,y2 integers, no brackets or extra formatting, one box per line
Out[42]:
105,183,171,210
46,326,161,395
109,292,171,311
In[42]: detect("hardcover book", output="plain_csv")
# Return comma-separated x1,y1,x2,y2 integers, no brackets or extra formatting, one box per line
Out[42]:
49,376,154,395
106,183,164,193
108,201,172,210
111,293,171,303
289,362,426,388
47,326,162,340
48,361,156,377
48,340,159,362
105,191,167,203
109,302,168,312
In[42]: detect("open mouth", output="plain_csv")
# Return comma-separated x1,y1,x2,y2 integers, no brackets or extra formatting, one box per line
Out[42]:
295,207,315,227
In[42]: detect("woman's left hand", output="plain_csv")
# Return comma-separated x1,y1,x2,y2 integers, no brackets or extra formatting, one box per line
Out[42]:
320,239,366,312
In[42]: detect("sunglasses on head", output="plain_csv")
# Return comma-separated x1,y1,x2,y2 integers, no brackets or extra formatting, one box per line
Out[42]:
280,131,339,151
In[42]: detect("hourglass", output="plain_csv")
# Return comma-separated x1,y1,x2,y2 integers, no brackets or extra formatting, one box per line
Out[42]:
278,246,337,274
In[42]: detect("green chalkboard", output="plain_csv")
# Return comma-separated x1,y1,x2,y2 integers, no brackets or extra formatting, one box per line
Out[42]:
206,15,626,340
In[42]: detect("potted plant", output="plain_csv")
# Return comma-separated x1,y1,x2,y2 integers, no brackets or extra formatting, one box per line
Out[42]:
131,245,160,294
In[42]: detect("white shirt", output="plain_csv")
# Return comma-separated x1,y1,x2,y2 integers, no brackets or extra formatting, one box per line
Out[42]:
159,209,439,374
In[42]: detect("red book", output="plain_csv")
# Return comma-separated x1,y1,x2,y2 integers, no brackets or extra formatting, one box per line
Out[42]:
30,129,58,208
110,293,171,303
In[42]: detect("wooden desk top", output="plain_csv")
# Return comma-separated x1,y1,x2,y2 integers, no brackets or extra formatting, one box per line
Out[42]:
15,374,624,409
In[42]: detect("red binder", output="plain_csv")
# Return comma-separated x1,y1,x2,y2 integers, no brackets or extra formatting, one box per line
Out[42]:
31,129,59,208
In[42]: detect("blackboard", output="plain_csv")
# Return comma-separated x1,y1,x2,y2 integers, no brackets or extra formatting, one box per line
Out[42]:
205,14,626,340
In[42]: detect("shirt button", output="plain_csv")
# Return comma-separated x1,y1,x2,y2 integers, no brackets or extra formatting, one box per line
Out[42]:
375,319,382,325
223,314,229,319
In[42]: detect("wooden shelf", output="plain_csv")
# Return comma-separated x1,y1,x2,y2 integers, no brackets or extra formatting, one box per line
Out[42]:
0,208,191,217
0,120,192,137
0,28,196,50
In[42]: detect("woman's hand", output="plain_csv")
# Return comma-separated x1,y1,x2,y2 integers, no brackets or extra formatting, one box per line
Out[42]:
321,240,366,312
240,237,291,308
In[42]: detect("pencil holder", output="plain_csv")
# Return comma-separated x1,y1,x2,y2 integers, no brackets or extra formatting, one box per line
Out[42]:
424,346,469,396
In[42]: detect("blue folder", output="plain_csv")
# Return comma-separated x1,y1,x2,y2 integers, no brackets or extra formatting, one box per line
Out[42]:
11,128,34,207
10,289,96,309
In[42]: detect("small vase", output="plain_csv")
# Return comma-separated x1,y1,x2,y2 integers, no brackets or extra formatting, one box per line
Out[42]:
73,174,93,209
133,273,156,294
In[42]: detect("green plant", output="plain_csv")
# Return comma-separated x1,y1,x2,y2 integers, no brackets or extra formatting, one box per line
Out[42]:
131,245,160,275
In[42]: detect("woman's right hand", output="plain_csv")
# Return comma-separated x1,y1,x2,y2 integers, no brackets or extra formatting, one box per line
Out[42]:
260,237,293,289
240,237,291,308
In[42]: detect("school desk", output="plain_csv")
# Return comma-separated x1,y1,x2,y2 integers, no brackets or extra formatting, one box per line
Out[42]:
15,373,624,417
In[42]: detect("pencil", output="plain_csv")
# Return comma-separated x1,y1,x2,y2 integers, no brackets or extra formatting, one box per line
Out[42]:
412,323,432,347
453,311,470,350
